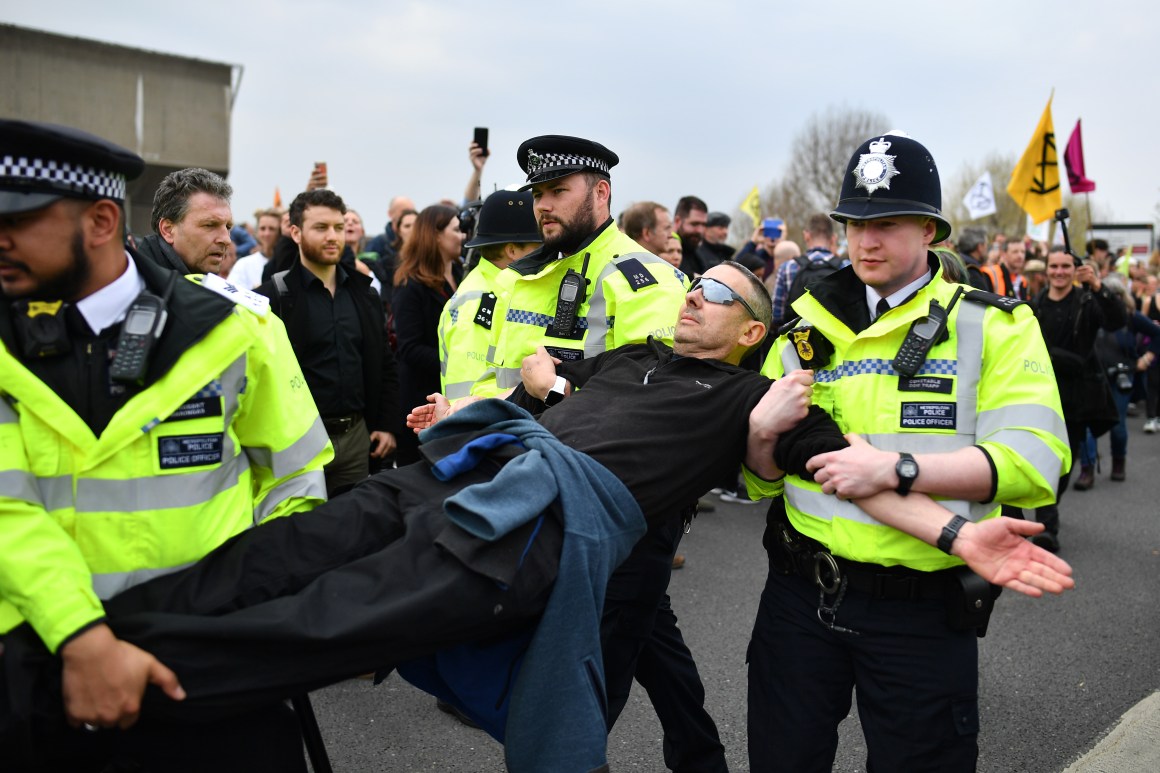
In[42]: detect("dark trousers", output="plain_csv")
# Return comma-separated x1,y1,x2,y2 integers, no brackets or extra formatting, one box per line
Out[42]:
323,416,370,496
602,516,728,773
747,565,979,773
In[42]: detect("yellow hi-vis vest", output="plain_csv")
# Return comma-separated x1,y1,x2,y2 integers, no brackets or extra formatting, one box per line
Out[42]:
471,222,688,398
747,269,1069,571
439,258,503,400
0,302,332,652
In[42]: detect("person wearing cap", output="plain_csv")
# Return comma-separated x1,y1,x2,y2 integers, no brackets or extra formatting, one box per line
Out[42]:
0,119,331,770
744,133,1070,772
438,190,542,401
461,136,724,771
696,211,737,270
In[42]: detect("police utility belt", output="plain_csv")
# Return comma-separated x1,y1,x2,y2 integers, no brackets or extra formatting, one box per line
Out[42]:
767,507,1000,636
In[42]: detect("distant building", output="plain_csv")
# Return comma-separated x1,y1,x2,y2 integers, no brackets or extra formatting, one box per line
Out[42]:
0,23,240,233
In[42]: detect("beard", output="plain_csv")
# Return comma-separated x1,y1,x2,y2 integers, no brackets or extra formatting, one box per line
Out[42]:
541,193,598,256
1,231,92,301
300,238,342,267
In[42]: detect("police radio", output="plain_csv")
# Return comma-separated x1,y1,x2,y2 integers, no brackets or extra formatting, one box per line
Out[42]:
892,295,954,377
549,253,590,339
110,273,176,384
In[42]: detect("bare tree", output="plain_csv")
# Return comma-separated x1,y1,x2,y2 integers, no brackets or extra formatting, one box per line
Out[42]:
729,106,889,248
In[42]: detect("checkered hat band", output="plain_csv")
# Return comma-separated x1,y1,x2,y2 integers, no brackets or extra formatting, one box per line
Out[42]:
530,152,610,175
1,155,127,199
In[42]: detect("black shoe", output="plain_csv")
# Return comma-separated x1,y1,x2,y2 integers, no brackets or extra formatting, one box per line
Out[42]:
1032,532,1060,553
436,699,481,729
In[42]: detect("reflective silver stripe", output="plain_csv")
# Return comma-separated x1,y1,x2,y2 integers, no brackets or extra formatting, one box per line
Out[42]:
75,453,246,513
584,261,617,359
1,469,42,506
496,366,522,389
439,290,486,378
254,470,326,523
977,404,1068,444
861,433,976,454
37,475,72,510
0,399,16,424
780,339,799,375
954,300,985,436
786,481,993,525
486,344,498,364
91,561,196,600
244,415,329,479
983,428,1064,484
444,381,476,400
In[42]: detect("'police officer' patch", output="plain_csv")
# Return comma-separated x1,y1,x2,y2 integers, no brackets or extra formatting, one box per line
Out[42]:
158,434,224,469
545,346,583,362
616,258,658,291
900,402,956,429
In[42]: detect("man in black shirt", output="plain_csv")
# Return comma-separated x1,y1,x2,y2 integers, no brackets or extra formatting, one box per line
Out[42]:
256,189,400,495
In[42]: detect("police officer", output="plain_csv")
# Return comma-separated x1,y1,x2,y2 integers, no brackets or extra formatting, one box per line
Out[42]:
468,136,727,771
0,120,331,771
438,189,541,401
744,133,1070,772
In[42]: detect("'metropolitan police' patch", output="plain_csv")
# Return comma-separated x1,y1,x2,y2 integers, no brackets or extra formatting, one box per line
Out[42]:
900,402,956,429
158,434,224,469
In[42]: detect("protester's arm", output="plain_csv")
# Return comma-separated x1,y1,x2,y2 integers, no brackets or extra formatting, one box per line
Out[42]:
465,142,487,205
745,370,814,480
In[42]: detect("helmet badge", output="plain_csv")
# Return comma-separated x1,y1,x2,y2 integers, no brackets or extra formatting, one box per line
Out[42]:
853,137,899,195
526,149,545,174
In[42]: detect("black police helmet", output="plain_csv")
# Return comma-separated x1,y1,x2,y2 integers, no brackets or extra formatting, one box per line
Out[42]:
0,119,144,215
830,133,951,243
464,190,543,249
516,135,618,191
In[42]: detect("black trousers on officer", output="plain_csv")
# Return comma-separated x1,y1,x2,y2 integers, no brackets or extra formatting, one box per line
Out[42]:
602,515,728,773
747,563,979,773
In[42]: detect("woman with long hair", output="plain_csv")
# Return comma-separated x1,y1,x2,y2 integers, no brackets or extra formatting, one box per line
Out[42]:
392,205,463,463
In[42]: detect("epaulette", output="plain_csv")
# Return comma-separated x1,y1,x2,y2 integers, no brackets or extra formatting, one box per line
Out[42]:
961,289,1025,313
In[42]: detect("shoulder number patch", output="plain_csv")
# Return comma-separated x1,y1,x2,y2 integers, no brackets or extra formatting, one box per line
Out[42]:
616,257,658,292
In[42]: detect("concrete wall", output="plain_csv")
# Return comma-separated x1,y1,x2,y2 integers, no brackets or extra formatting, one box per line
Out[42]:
0,24,238,233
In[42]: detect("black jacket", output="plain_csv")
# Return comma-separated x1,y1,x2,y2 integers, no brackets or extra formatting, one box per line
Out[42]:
135,233,192,275
256,263,400,436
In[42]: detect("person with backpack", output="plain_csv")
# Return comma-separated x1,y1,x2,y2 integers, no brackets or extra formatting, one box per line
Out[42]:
769,212,849,326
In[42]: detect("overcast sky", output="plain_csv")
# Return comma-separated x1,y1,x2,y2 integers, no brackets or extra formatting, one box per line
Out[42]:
5,1,1159,235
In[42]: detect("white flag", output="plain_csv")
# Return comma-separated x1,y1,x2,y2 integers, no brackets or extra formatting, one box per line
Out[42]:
962,171,998,220
1026,213,1050,243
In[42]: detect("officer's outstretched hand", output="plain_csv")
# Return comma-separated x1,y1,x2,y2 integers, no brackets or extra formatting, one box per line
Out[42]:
951,517,1076,597
61,623,185,730
406,393,451,433
808,432,895,499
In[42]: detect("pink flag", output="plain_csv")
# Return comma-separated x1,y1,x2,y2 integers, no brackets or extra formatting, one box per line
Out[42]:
1064,119,1096,193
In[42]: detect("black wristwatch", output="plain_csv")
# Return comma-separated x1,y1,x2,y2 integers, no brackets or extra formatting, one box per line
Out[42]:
895,452,919,496
543,376,568,407
937,515,969,554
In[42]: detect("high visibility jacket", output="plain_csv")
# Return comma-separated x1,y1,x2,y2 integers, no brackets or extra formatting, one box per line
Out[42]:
747,257,1069,571
0,271,332,652
438,258,503,400
470,220,688,397
979,262,1026,300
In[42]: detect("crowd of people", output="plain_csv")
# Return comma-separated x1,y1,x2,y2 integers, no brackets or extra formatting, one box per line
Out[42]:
0,118,1094,773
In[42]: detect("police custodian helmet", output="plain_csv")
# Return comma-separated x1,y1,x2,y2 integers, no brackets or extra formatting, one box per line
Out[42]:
830,132,952,243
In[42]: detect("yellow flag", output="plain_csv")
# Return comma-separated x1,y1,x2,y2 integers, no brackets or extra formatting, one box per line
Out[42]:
1007,96,1062,225
740,186,761,228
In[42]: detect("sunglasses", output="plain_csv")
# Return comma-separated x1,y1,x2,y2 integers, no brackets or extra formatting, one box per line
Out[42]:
689,276,759,321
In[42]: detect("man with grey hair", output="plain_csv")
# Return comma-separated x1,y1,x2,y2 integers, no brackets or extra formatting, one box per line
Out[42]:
956,225,990,290
137,167,234,275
